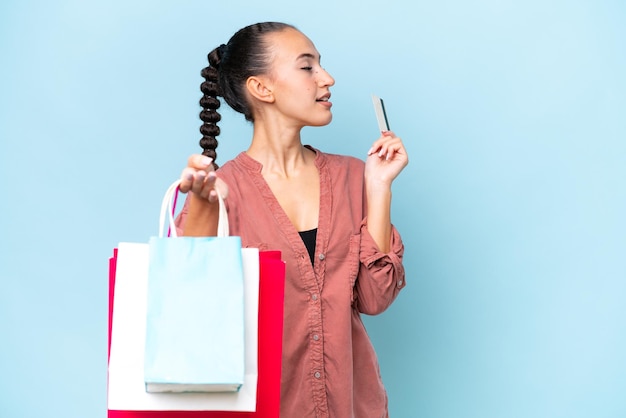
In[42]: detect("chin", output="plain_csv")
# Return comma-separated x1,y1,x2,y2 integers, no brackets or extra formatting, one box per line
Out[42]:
311,114,333,127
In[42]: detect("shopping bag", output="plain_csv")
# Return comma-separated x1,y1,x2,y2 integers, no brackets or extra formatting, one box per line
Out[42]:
109,244,259,413
247,251,285,417
108,248,117,362
108,181,286,417
144,238,245,393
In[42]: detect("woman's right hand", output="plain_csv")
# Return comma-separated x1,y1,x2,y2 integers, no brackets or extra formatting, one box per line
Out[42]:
179,155,228,203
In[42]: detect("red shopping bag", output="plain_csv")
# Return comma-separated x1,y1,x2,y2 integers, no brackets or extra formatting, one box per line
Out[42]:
108,250,285,417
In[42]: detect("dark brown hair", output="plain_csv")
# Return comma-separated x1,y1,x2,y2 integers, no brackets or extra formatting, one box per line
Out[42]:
198,22,296,164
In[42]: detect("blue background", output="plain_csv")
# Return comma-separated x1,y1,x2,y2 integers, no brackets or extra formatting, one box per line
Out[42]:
1,0,625,417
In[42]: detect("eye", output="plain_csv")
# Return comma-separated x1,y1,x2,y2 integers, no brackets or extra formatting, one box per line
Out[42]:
301,66,313,71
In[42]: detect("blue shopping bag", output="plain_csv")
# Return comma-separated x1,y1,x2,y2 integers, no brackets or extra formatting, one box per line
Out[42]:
143,181,245,393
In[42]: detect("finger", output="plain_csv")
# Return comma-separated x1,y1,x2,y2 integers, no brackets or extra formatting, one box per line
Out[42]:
204,174,229,203
387,144,403,160
390,141,408,159
193,171,218,198
190,170,206,196
371,137,401,161
368,139,388,156
378,138,398,158
179,168,196,193
214,177,229,200
368,132,400,154
207,189,220,203
187,154,214,170
384,137,406,158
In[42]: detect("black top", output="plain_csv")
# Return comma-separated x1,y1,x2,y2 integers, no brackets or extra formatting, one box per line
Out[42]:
298,228,317,266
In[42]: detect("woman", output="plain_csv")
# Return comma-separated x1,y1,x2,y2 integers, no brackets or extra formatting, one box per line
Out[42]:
176,22,408,418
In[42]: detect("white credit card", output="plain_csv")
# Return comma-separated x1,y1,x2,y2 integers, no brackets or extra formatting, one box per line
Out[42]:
371,94,390,132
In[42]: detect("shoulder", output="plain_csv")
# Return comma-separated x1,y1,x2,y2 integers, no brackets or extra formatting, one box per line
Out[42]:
215,159,237,177
215,152,258,180
311,147,365,172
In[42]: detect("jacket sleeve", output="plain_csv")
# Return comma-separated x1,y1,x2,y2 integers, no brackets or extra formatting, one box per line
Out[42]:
354,219,406,315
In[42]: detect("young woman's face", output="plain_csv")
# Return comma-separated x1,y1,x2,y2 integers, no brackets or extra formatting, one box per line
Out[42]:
263,28,335,128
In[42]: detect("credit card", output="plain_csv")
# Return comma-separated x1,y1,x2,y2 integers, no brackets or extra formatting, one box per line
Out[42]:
371,94,390,132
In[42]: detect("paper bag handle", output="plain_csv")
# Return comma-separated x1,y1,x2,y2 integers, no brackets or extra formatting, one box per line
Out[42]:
158,179,229,238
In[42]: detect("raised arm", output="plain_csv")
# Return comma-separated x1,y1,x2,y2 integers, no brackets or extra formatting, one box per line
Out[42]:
364,131,409,252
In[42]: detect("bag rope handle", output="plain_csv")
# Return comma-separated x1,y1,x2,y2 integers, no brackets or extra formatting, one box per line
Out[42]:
158,179,229,238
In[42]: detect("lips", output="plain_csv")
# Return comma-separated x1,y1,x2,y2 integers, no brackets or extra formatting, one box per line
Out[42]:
316,93,331,102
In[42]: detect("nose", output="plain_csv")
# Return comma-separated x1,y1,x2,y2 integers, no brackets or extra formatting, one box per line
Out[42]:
318,68,335,87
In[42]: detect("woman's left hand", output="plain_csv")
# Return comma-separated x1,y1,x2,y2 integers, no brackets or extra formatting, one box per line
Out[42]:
365,131,409,187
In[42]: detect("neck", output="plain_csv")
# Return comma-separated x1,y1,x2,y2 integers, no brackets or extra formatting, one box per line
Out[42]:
247,121,312,177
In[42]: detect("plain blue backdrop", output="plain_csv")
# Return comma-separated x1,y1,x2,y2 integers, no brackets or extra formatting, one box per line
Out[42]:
1,0,625,417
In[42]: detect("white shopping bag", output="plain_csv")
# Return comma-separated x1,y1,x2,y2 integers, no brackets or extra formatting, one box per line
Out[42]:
108,180,258,411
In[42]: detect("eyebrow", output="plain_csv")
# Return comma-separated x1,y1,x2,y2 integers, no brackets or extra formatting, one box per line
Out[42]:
297,53,321,61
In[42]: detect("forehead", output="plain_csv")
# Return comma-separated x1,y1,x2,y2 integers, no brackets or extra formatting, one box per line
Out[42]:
266,28,320,61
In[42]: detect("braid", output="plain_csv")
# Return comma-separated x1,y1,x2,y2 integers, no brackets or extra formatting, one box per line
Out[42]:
197,23,297,164
198,47,223,166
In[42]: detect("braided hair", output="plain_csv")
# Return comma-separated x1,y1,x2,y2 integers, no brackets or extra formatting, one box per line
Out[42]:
198,22,296,165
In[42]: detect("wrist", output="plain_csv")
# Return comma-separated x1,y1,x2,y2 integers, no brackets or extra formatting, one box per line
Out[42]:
365,177,392,195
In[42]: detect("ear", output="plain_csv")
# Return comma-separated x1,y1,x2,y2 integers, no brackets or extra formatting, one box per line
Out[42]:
246,76,275,103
